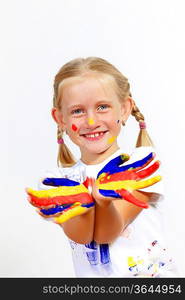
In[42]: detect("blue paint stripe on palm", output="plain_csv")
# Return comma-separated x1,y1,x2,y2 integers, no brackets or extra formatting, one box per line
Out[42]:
40,204,72,215
97,152,153,177
40,202,94,216
81,203,95,208
99,189,121,198
42,177,80,187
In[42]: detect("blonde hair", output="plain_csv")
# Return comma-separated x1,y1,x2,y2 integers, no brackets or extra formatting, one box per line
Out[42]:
53,57,154,167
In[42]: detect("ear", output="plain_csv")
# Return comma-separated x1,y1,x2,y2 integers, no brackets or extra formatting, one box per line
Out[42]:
120,96,134,123
51,108,66,130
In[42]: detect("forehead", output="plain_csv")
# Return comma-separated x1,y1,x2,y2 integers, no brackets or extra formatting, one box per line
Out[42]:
59,74,118,105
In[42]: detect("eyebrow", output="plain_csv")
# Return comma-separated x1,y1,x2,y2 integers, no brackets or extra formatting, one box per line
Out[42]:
68,100,112,110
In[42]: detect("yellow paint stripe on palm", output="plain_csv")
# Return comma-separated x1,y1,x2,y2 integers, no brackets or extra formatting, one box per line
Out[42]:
27,184,88,198
54,205,87,224
88,118,94,125
107,136,116,144
96,175,162,190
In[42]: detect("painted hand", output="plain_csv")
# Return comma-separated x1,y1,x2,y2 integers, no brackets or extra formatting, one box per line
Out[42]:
26,178,94,224
96,152,162,208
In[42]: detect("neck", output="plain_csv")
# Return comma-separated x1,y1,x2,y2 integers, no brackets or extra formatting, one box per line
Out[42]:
80,143,120,165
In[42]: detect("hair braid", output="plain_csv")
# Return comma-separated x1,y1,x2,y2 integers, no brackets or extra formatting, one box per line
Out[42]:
131,101,154,147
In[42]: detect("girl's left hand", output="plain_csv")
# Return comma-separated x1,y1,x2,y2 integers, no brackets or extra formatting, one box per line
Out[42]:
95,152,162,208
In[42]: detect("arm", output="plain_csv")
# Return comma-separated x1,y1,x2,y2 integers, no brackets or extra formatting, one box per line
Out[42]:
61,206,95,244
93,187,160,244
93,151,162,244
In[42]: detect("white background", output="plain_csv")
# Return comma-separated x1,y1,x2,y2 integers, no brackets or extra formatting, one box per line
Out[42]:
0,0,185,277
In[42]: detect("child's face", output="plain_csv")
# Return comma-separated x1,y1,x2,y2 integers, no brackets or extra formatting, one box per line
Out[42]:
53,76,132,162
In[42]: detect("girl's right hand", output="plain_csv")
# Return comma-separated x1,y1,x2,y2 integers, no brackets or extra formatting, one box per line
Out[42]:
26,177,94,224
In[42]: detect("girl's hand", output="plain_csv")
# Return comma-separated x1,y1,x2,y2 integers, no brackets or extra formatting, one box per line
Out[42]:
96,152,162,208
91,178,118,207
26,177,94,224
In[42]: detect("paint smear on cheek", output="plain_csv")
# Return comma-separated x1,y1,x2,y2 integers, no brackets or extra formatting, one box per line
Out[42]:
88,118,94,125
72,124,78,131
107,136,116,144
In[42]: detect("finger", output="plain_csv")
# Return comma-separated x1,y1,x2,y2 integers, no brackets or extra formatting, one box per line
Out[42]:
39,201,95,217
99,189,121,198
83,177,94,190
97,169,138,184
97,154,130,178
134,175,162,189
110,152,155,175
42,177,80,187
54,203,90,224
27,190,93,208
26,184,89,200
136,161,161,179
116,189,148,208
39,203,73,217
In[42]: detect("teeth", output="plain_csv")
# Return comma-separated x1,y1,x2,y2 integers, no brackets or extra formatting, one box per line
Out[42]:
85,132,104,138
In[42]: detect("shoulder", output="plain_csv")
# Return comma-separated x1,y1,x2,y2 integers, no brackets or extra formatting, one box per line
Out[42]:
37,161,86,190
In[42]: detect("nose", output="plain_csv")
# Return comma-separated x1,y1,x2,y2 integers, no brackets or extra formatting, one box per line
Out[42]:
85,112,100,129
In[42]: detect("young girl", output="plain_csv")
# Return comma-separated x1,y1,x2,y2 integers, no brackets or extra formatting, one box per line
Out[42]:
27,57,178,277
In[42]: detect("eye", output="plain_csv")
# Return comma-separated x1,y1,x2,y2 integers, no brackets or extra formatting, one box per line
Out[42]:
97,104,109,111
71,108,84,115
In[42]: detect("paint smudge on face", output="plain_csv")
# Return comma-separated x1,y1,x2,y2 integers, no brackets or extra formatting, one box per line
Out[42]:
72,124,78,131
88,118,95,125
107,136,116,144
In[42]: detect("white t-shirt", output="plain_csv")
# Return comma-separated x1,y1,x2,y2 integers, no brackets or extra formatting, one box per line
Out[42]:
38,146,178,277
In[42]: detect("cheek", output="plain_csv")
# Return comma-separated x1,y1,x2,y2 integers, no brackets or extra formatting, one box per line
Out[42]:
71,124,78,132
67,118,83,135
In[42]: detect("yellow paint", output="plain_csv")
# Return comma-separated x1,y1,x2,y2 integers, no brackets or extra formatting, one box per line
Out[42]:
128,256,137,267
54,204,87,224
27,184,89,198
107,136,116,144
137,259,144,265
121,154,130,161
153,263,158,273
88,118,94,125
96,175,162,191
128,256,144,267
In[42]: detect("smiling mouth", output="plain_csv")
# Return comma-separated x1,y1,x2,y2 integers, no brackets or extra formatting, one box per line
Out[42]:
80,131,108,140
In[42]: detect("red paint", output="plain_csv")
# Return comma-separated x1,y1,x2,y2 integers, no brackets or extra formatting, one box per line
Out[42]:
99,161,160,184
116,189,148,208
72,124,78,131
27,192,93,208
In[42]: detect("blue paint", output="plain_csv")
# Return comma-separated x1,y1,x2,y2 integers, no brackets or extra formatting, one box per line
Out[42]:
42,177,80,187
159,262,165,267
40,202,94,216
97,155,125,178
99,189,121,198
85,241,98,250
86,251,98,265
85,241,98,265
40,204,72,216
81,203,95,208
100,244,110,264
97,152,154,177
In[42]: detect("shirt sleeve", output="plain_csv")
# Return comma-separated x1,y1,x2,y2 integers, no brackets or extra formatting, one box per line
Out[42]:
126,146,164,196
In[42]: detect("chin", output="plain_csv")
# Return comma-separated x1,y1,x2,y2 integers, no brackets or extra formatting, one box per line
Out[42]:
84,144,112,155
